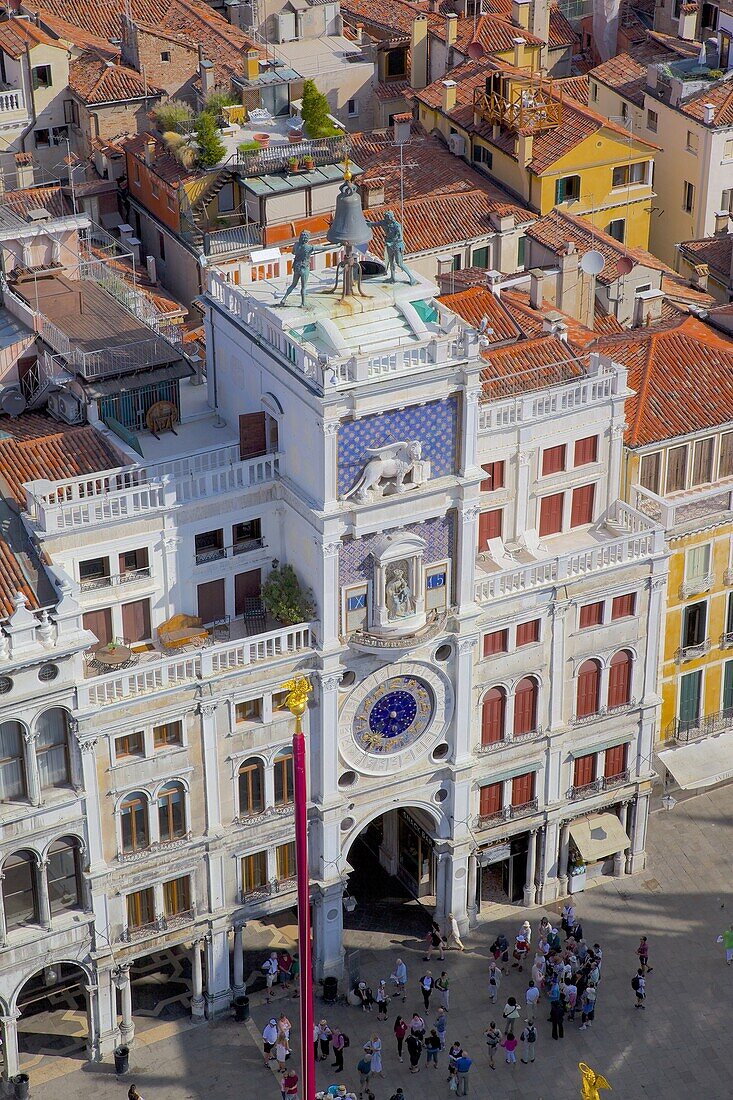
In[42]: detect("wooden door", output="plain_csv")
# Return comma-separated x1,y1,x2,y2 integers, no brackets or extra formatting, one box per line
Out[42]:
197,579,226,624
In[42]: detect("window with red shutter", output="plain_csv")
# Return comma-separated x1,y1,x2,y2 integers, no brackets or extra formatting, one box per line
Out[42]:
481,687,506,744
611,593,636,620
576,659,601,718
511,771,535,806
478,508,503,549
542,444,566,475
604,742,628,779
608,649,632,708
480,461,505,492
480,782,503,817
513,677,538,735
573,753,596,787
539,492,564,537
516,619,540,646
579,601,603,628
574,435,598,466
483,629,508,657
238,412,267,460
570,483,596,527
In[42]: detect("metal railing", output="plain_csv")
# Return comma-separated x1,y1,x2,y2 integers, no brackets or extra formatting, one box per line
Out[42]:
240,876,298,904
204,223,262,257
233,804,294,828
235,135,348,176
667,707,733,743
196,538,265,564
679,573,714,599
675,638,711,663
568,770,630,800
475,727,544,753
119,906,196,942
79,566,151,591
721,632,733,648
570,699,636,725
474,798,539,828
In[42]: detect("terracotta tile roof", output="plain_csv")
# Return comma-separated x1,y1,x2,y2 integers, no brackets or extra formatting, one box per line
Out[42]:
554,74,590,104
432,13,545,54
373,79,412,101
660,272,717,310
481,333,585,398
0,185,73,221
0,539,39,618
498,287,619,348
367,191,529,254
678,234,733,280
0,16,59,57
31,9,122,57
590,43,678,107
70,53,165,105
0,413,125,506
591,314,733,446
481,0,577,48
340,0,431,37
682,79,733,127
438,285,522,344
123,132,193,186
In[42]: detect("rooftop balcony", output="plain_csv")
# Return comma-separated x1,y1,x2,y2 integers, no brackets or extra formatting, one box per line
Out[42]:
0,85,29,125
474,501,663,603
633,481,733,533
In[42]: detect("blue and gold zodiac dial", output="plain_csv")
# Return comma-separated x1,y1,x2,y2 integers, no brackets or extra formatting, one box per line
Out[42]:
353,676,434,754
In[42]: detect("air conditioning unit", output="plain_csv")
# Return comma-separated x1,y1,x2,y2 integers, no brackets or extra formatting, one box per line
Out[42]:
448,133,465,156
47,389,84,424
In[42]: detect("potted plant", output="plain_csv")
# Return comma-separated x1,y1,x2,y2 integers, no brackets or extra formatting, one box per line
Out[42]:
288,128,304,144
288,156,300,173
261,562,315,626
253,132,270,149
303,154,315,170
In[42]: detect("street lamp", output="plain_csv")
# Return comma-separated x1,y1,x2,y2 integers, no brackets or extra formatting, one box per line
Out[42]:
283,676,315,1100
661,792,677,812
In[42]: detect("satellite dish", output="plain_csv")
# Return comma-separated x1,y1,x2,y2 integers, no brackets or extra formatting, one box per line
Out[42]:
580,250,606,276
467,39,485,60
0,386,26,418
616,255,635,276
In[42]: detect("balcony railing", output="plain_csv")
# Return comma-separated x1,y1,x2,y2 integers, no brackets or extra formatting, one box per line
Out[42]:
119,906,197,943
235,135,348,177
667,707,733,743
721,632,733,648
474,798,539,828
116,832,193,863
0,87,24,114
570,700,636,725
196,538,265,565
567,770,630,800
679,573,714,599
634,482,733,530
475,727,544,754
675,638,711,663
240,876,298,904
232,804,294,828
79,566,151,591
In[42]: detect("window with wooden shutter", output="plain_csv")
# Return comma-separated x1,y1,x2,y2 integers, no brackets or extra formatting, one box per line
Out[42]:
570,483,595,527
480,461,505,492
479,781,503,817
719,432,733,479
573,753,596,787
539,492,564,536
604,742,627,779
611,592,636,619
723,661,733,713
666,444,688,492
238,411,267,460
678,669,701,730
121,598,151,643
639,452,661,493
682,601,707,647
478,508,503,548
542,444,566,476
481,687,506,744
516,618,540,646
197,579,226,625
513,677,538,735
579,601,603,628
574,435,598,466
608,650,632,708
83,607,113,647
483,629,508,657
511,771,535,806
576,659,601,718
691,437,714,486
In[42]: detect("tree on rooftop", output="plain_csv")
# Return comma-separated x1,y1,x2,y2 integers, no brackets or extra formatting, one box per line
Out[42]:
301,79,340,138
153,98,194,134
194,111,226,169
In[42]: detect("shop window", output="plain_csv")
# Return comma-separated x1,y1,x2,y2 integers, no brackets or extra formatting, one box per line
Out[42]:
0,721,25,803
274,750,294,806
576,659,601,718
570,483,595,528
513,677,538,736
511,771,535,806
682,601,707,648
480,461,505,492
120,792,149,853
478,508,503,548
573,753,596,787
542,444,566,476
239,758,264,815
691,437,714,487
608,650,632,708
276,840,296,879
425,564,448,612
115,731,144,759
158,782,186,842
479,781,503,817
579,601,603,628
666,444,688,492
574,435,598,467
539,492,564,537
483,629,508,657
126,887,155,929
236,698,262,723
639,452,661,494
47,837,82,914
604,742,628,779
481,687,506,744
153,720,182,749
516,619,539,647
611,592,636,619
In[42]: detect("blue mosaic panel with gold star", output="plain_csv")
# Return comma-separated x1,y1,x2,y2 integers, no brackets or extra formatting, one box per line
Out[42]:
337,396,458,498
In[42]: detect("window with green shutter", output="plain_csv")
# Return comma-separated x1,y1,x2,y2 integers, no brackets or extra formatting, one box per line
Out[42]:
679,670,701,730
723,662,733,714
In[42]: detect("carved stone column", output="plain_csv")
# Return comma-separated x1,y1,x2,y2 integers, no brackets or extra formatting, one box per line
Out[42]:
191,939,205,1018
232,925,245,995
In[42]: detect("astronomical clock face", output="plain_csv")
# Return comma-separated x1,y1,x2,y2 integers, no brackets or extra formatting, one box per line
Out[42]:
353,676,434,755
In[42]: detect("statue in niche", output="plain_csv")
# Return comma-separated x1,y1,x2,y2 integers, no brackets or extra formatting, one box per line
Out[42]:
385,562,415,619
342,440,426,503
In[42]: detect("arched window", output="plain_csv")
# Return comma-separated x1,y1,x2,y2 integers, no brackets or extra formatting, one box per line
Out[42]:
274,750,294,806
481,687,506,745
576,659,601,718
513,677,538,736
4,851,38,929
120,792,149,853
158,782,186,842
36,708,71,790
608,650,633,708
238,758,264,816
47,837,82,915
0,721,26,802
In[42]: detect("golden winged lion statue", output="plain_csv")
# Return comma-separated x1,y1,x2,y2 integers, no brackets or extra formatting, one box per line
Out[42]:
579,1063,612,1100
281,676,312,723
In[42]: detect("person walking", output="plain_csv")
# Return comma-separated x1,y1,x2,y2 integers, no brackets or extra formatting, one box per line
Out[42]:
550,998,565,1040
447,913,465,952
632,969,646,1009
579,984,596,1030
425,1028,440,1069
263,1018,278,1066
424,920,445,961
502,996,520,1036
406,1031,423,1073
500,1032,518,1066
356,982,373,1012
636,936,653,975
281,1070,299,1100
435,1006,447,1049
263,952,279,1003
357,1051,372,1097
454,1052,472,1095
278,951,294,991
525,980,540,1012
375,979,389,1020
128,1088,145,1100
331,1027,346,1073
436,970,450,1010
318,1020,332,1061
369,1034,383,1077
410,1012,425,1040
391,959,408,1001
520,1019,537,1064
419,971,434,1010
484,1022,501,1069
717,925,733,965
394,1016,408,1062
488,960,501,1004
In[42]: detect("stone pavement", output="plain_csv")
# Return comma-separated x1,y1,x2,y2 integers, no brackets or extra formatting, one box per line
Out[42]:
31,784,733,1099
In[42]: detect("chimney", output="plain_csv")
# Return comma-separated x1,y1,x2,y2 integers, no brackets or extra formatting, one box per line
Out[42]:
486,269,502,298
558,241,581,321
445,12,458,46
245,48,260,81
714,210,731,235
511,0,531,29
677,6,697,41
442,79,458,112
529,0,549,46
361,179,385,209
354,22,363,44
691,262,709,291
144,136,156,167
200,58,215,99
411,14,429,90
541,310,562,333
146,255,157,283
555,320,568,343
14,152,34,189
703,102,716,124
393,112,411,145
529,267,544,309
517,131,533,167
633,288,664,327
513,36,526,67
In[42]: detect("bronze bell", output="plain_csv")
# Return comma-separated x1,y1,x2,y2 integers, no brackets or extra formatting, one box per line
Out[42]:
327,178,372,248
